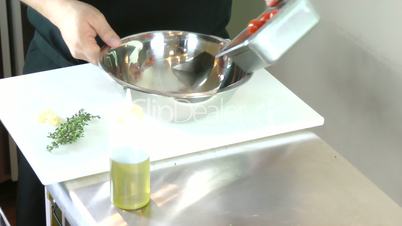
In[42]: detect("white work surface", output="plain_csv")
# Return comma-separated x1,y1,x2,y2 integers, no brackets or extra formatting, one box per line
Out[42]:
0,64,323,185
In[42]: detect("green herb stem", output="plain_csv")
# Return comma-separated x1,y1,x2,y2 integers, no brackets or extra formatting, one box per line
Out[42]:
47,109,100,151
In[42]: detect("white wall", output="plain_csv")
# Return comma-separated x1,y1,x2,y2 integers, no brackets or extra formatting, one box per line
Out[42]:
228,0,402,207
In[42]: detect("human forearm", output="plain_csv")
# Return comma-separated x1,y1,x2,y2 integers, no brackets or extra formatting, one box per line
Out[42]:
19,0,120,64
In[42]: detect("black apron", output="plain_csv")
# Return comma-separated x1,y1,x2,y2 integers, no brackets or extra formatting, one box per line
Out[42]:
18,1,232,226
24,0,232,73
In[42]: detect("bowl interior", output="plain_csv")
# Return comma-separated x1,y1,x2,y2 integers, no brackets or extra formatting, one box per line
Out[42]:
99,31,251,99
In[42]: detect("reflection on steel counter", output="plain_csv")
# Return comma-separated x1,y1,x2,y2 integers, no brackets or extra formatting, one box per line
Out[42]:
46,131,402,226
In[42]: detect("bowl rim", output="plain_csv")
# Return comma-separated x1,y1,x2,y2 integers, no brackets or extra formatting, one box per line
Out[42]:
98,30,252,100
99,30,230,58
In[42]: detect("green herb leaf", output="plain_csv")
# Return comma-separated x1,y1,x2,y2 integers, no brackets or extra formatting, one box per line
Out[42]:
47,109,100,151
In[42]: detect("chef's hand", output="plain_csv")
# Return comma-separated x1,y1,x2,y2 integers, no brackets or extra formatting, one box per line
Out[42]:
25,0,121,64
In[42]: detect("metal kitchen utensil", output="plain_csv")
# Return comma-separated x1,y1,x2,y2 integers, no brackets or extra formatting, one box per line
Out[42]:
171,51,215,75
176,0,320,74
217,0,320,72
99,31,251,101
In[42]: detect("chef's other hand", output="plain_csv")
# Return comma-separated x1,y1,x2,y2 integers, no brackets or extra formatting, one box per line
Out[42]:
37,0,121,64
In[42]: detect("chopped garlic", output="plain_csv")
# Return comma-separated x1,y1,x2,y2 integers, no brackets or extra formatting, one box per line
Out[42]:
37,109,63,126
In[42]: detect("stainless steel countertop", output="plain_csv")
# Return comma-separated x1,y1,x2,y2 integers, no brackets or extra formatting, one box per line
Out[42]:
47,131,402,226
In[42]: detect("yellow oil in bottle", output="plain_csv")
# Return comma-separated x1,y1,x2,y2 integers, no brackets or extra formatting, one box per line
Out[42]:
110,148,150,210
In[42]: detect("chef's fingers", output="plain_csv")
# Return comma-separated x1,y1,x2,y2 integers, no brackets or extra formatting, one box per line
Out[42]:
90,13,121,48
84,39,102,64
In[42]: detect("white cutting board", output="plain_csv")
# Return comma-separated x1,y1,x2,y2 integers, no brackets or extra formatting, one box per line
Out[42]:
0,64,323,185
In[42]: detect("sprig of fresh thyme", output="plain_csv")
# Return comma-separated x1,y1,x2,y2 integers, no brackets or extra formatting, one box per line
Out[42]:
47,109,100,151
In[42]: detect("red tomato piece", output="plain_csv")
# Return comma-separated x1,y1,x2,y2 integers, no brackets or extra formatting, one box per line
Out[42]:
249,19,264,29
247,26,258,35
260,12,272,23
267,0,281,7
270,9,279,18
247,19,264,34
259,9,280,25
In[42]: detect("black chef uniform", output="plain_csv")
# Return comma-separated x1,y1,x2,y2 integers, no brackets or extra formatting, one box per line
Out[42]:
18,1,232,225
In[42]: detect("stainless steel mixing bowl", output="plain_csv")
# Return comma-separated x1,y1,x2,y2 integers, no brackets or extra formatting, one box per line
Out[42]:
99,31,251,101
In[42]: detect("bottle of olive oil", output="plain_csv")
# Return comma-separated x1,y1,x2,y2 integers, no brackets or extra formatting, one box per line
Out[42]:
108,96,151,210
110,147,150,210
